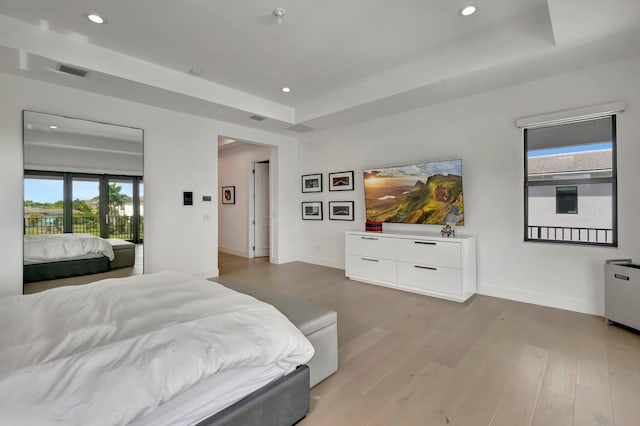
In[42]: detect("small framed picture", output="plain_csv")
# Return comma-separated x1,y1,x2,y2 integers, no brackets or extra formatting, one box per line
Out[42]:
301,201,323,220
329,171,354,191
329,201,354,221
302,173,322,193
221,186,235,204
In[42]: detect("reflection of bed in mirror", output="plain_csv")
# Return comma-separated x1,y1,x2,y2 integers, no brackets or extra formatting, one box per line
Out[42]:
22,111,144,289
23,234,136,283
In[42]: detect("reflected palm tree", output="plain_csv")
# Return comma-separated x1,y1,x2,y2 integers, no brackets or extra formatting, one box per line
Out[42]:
108,183,130,216
108,183,132,236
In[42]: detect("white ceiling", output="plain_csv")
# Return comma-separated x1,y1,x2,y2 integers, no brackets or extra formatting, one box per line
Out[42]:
24,111,143,142
1,0,639,135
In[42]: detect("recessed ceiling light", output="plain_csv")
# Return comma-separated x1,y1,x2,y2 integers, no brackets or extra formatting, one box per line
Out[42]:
458,4,477,17
281,87,291,93
49,125,58,129
86,13,106,24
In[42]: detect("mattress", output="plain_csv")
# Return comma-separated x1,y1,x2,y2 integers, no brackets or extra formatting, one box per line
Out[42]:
23,234,115,263
0,271,314,424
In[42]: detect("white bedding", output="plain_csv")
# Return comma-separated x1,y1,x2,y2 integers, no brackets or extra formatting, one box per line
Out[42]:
133,364,288,426
23,234,115,263
0,271,314,425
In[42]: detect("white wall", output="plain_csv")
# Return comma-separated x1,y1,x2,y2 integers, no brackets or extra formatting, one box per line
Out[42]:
0,73,298,296
218,143,273,257
297,56,640,316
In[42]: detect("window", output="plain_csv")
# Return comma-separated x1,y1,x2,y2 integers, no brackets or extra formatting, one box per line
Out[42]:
524,116,617,246
556,186,577,214
24,171,144,243
24,175,64,235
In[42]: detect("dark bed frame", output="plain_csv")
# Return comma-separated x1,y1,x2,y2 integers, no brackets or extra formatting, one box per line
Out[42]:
196,365,310,426
23,256,110,283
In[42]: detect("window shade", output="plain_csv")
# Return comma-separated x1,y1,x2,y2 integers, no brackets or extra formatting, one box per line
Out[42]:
516,101,625,129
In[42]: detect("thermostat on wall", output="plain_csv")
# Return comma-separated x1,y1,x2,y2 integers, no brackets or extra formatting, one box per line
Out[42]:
183,191,193,206
202,195,212,202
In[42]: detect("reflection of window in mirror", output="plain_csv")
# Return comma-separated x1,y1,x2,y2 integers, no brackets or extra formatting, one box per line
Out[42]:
22,111,144,294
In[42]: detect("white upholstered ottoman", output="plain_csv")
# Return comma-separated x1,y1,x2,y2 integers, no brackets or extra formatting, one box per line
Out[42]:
220,281,338,388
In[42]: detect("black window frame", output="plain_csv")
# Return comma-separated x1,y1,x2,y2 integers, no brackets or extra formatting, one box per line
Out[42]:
524,115,617,247
24,170,144,243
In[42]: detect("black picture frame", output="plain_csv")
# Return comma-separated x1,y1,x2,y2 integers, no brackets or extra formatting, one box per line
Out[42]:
221,186,235,204
301,173,323,193
329,201,354,221
301,201,323,220
329,171,354,191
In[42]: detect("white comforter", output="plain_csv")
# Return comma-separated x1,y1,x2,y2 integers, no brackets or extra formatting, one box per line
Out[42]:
0,271,314,425
23,234,115,263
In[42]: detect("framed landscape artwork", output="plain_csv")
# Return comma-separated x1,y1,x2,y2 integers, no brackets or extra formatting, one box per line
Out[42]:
221,186,235,204
301,201,323,220
329,171,354,191
329,201,354,221
302,173,322,193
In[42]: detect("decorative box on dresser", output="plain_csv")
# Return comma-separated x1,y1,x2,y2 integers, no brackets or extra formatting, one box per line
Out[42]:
345,230,477,302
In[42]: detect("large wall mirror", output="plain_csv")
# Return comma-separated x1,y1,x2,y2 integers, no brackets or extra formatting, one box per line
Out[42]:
23,111,144,294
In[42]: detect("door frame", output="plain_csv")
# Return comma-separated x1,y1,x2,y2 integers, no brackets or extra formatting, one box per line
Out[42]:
248,157,272,259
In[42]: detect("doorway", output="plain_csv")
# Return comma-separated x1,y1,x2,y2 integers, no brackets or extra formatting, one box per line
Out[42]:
217,138,273,261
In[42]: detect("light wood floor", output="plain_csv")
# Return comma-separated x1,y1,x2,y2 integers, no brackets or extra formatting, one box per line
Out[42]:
23,244,144,294
217,252,640,426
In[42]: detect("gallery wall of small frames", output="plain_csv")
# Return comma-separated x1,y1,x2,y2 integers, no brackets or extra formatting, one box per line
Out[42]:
301,171,355,221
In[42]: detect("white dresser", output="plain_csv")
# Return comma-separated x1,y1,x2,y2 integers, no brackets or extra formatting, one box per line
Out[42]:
345,230,477,302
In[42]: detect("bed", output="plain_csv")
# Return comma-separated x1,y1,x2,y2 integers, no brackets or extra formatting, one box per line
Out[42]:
23,234,115,283
0,271,314,425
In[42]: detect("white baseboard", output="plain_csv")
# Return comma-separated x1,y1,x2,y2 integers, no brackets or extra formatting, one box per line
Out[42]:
297,255,344,270
219,247,249,258
194,268,220,280
270,256,295,265
268,254,605,316
477,283,604,316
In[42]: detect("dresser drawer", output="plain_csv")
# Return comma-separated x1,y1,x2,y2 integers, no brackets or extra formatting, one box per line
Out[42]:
397,261,461,296
347,234,395,260
396,238,460,268
347,255,396,283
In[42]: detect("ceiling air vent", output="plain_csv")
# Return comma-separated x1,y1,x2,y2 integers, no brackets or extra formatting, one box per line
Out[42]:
249,115,267,121
287,124,315,133
56,64,90,78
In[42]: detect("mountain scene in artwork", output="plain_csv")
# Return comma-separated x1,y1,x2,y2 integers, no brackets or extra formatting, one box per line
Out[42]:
363,159,464,225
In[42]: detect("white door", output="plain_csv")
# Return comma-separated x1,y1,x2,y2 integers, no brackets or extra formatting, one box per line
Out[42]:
254,162,270,257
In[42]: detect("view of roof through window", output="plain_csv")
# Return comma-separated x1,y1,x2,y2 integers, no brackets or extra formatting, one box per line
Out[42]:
527,141,612,157
527,141,613,179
